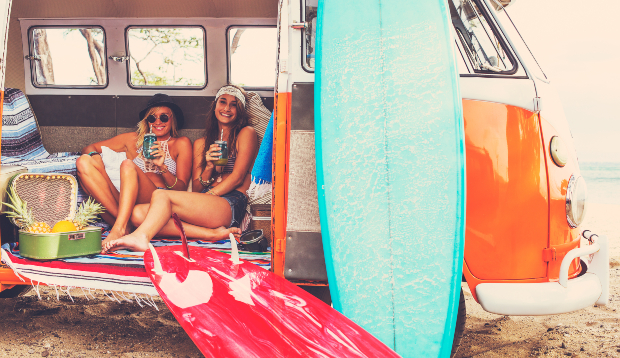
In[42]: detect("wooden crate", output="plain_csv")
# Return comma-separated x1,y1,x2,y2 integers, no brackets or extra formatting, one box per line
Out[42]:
250,204,271,244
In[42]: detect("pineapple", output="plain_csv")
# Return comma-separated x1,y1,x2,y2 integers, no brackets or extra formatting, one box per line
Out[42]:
2,186,51,233
72,197,105,230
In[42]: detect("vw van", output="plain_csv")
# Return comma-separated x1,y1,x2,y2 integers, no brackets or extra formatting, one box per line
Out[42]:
0,0,609,355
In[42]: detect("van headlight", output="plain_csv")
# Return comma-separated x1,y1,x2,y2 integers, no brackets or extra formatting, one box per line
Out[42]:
566,175,587,228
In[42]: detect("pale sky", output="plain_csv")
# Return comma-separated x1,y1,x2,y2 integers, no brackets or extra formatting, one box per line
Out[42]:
507,0,620,163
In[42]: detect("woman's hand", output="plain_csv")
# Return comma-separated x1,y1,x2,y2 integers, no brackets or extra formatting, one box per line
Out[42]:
150,142,166,168
204,143,222,169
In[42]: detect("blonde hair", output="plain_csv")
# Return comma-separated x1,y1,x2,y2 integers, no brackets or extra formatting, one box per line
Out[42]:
136,106,179,150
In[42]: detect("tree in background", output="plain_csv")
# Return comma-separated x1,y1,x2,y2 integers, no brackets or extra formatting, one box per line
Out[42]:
32,29,55,84
128,28,204,86
32,28,106,85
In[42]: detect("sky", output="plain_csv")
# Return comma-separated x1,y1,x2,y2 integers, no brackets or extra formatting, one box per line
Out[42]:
506,0,620,163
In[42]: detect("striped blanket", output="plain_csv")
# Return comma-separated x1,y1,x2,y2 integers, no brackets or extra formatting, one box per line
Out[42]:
1,88,80,175
1,236,271,296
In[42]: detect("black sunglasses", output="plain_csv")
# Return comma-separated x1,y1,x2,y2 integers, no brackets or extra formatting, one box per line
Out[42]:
147,113,170,123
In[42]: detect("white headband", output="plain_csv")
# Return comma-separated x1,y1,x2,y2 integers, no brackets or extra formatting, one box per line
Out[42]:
216,86,246,107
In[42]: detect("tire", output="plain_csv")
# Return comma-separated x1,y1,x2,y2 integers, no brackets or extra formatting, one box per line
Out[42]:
0,284,32,298
451,288,466,358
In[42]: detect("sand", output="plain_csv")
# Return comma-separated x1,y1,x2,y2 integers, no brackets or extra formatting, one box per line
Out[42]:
0,203,617,357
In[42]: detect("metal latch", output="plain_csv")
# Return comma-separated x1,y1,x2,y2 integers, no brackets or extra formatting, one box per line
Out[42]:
68,232,86,241
24,55,41,61
291,22,307,30
108,55,129,63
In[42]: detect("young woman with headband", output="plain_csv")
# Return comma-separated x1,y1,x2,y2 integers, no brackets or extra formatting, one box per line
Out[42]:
76,93,193,246
102,85,258,253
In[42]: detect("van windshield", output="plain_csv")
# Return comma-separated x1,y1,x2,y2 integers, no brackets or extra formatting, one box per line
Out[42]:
449,0,516,74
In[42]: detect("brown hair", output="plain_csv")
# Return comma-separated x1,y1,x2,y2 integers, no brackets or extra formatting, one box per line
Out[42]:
200,85,249,171
136,106,179,150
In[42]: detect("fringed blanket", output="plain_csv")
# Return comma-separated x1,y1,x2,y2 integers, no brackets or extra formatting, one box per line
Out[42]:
1,236,271,298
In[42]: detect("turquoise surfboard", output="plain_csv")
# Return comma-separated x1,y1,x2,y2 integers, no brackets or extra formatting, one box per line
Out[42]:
314,0,466,357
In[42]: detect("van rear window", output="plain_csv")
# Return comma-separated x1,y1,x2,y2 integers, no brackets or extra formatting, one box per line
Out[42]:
227,27,277,88
28,27,107,87
126,27,206,88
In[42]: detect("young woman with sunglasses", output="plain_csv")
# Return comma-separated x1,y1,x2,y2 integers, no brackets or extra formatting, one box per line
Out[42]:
76,93,193,246
102,85,257,253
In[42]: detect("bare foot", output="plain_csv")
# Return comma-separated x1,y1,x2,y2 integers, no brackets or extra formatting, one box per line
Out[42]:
101,232,150,254
212,227,242,242
101,226,132,247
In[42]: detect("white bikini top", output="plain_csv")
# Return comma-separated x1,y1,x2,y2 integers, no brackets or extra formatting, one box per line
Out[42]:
132,136,177,176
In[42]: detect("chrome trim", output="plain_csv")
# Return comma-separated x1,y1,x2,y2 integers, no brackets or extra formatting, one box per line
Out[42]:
566,175,577,228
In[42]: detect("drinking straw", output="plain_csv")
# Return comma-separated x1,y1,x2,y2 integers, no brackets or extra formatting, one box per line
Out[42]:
220,129,223,141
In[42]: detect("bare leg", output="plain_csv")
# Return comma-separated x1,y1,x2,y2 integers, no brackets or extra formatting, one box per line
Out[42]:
131,203,241,241
103,190,235,253
103,160,158,246
76,154,120,224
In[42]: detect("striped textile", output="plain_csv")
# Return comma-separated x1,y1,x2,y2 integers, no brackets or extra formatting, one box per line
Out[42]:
243,92,272,228
1,236,271,295
246,91,271,146
1,88,79,175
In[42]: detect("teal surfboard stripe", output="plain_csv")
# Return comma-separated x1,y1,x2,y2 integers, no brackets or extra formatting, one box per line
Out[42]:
315,0,466,356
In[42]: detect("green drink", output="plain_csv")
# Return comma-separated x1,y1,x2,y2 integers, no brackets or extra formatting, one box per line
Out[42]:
214,140,228,166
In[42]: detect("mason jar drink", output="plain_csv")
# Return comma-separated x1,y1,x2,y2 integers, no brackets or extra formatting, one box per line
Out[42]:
214,140,228,166
143,133,157,160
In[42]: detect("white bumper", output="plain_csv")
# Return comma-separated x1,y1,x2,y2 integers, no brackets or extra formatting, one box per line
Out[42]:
476,234,609,316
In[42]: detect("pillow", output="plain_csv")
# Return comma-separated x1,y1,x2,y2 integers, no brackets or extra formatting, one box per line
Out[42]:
245,92,271,146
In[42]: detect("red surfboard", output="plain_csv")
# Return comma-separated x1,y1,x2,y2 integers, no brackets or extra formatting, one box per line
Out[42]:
144,243,400,357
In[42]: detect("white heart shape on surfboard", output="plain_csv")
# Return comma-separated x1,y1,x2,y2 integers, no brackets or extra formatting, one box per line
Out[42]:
158,270,213,309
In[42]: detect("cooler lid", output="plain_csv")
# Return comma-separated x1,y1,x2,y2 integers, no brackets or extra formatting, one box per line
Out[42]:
9,173,78,227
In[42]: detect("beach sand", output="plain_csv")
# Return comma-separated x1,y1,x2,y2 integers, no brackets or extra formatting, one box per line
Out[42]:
0,203,617,357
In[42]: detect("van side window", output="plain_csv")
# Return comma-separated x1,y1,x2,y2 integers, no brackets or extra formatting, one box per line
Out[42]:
29,27,107,87
302,0,318,71
126,27,206,88
449,0,517,74
227,27,277,88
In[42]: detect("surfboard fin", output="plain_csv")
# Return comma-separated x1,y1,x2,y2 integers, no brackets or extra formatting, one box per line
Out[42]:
229,233,242,265
148,243,165,275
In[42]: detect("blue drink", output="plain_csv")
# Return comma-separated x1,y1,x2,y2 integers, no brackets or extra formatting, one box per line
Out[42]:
143,133,157,159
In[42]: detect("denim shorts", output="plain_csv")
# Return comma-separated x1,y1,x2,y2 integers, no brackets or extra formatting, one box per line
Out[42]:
202,187,248,228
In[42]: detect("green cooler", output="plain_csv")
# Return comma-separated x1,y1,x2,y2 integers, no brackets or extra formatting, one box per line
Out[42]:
8,173,102,260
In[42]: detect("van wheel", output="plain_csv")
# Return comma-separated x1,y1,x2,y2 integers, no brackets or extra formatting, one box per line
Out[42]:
450,288,466,357
0,284,32,298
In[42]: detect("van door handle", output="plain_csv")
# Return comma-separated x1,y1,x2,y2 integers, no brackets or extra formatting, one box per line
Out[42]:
291,22,307,30
108,55,129,63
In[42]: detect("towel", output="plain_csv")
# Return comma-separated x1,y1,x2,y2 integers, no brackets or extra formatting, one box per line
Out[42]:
247,113,273,200
100,146,127,192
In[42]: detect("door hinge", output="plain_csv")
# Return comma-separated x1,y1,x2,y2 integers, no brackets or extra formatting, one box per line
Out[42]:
533,97,542,113
542,247,557,262
24,55,41,61
275,238,286,253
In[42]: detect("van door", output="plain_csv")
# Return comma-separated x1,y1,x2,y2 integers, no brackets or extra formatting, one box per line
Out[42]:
452,0,549,281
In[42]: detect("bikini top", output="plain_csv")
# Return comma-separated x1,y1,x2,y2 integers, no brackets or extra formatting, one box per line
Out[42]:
220,153,237,175
132,137,177,176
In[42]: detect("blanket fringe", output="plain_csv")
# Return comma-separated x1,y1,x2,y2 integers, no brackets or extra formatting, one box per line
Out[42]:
247,179,271,201
1,248,158,308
